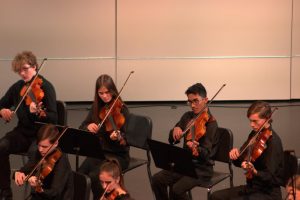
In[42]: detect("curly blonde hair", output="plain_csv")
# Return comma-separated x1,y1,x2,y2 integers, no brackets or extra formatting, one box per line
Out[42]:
11,51,38,73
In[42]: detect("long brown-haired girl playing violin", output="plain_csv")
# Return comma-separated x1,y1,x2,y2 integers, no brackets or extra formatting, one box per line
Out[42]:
99,159,132,200
78,74,130,200
14,124,73,200
211,101,284,200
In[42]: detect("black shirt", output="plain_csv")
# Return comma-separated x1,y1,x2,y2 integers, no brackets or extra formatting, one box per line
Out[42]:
0,75,57,136
18,149,74,200
233,128,284,193
168,109,218,176
80,103,130,157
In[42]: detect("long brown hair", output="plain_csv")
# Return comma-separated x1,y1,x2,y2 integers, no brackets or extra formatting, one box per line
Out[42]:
91,74,124,122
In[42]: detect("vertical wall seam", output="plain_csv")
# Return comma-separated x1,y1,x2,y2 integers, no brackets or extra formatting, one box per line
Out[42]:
290,0,294,99
115,0,118,84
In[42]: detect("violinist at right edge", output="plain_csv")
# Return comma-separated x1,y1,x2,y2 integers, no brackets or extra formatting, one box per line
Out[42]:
78,74,130,200
211,101,284,200
152,83,218,200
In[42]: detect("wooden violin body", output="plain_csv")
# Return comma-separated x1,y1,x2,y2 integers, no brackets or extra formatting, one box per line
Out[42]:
99,99,126,145
239,128,272,179
185,111,215,157
35,149,62,192
20,77,46,117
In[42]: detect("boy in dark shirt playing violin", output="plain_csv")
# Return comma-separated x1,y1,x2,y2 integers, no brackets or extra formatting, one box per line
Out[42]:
211,101,284,200
14,124,73,200
0,51,57,200
152,83,218,200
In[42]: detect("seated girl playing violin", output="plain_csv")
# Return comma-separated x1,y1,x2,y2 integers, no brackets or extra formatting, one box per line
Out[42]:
152,83,218,200
14,124,73,200
78,74,130,200
99,159,133,200
211,101,284,200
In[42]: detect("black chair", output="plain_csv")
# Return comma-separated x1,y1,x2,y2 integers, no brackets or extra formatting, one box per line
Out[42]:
188,127,234,200
282,150,298,186
122,113,154,197
17,100,68,163
56,100,68,126
73,171,91,200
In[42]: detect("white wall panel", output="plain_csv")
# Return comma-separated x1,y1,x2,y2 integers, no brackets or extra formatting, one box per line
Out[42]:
117,58,290,101
0,0,298,101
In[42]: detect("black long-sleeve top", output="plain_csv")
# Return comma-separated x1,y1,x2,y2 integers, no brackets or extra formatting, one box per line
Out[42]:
168,110,218,172
233,128,284,192
79,103,130,157
17,148,74,200
0,75,57,136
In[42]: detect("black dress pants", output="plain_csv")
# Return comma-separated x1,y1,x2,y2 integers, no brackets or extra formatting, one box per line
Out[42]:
210,185,282,200
152,169,212,200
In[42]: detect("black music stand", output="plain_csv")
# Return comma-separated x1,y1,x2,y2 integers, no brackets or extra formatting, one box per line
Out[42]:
35,122,105,171
59,127,105,171
147,139,198,178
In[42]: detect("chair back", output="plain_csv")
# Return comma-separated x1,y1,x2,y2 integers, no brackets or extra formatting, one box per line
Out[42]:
212,127,233,163
282,150,298,186
125,113,152,150
73,171,91,200
56,100,67,126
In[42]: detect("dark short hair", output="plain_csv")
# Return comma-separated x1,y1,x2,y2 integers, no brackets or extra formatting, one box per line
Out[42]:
185,83,207,98
36,124,60,144
247,101,273,123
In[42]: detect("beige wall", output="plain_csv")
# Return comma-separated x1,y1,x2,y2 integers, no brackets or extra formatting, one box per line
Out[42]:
0,0,298,101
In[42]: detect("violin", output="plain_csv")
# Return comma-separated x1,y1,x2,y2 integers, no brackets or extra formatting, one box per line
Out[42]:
20,77,46,117
103,190,119,200
186,110,212,156
238,128,272,179
99,99,126,145
238,108,278,179
245,128,272,179
35,148,62,192
100,188,127,200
